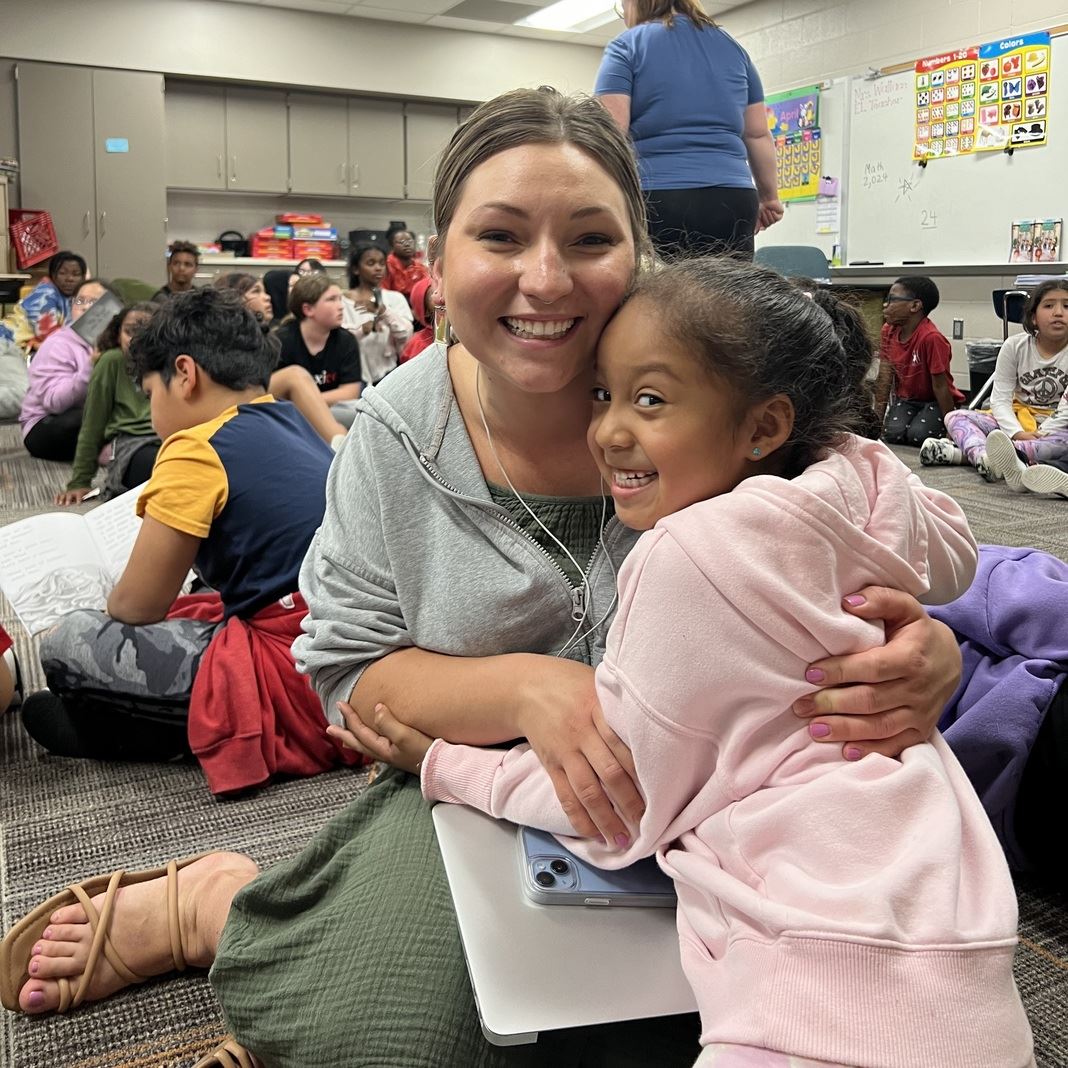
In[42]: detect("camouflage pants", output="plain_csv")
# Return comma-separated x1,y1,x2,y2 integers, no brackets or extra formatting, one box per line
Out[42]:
39,609,221,725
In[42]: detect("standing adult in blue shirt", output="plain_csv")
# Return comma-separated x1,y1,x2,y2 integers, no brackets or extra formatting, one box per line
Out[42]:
595,0,783,259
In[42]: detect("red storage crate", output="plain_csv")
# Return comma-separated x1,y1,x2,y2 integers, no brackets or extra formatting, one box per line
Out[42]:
9,209,59,268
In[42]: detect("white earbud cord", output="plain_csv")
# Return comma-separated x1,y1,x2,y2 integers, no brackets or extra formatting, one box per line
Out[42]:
475,368,616,657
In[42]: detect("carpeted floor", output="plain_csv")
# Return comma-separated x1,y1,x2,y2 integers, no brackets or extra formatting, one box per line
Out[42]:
1,421,1066,1067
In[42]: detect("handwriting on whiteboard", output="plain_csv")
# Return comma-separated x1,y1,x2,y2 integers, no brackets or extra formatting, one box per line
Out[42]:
862,162,888,189
853,77,909,115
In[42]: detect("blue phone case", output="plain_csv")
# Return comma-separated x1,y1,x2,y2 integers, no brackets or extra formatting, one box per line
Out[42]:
518,827,676,908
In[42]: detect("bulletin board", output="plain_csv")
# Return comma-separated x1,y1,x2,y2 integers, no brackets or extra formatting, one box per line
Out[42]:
754,77,846,260
845,32,1067,265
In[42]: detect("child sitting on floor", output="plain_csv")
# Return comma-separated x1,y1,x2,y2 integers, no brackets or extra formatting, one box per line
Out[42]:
337,259,1033,1068
55,302,161,506
21,288,364,793
874,275,963,447
924,280,1068,481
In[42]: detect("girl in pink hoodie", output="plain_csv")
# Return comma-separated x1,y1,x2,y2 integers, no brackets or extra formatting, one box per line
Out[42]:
333,259,1034,1068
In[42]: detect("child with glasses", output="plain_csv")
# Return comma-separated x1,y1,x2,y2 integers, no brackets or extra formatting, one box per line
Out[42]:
874,275,963,448
19,280,119,462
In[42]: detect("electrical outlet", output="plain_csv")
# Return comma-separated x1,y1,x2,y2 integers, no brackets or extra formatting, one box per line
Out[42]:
952,318,964,340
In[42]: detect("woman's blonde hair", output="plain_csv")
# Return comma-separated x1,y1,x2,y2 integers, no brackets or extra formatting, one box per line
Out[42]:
432,87,650,266
628,0,716,28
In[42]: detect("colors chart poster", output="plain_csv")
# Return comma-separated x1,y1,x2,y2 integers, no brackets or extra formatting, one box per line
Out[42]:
913,32,1051,161
975,32,1050,152
766,85,821,201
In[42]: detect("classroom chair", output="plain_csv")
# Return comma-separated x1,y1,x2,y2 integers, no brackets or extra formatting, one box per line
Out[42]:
754,245,830,281
968,289,1029,410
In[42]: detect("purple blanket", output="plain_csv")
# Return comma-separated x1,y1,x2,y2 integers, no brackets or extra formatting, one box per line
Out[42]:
932,544,1068,870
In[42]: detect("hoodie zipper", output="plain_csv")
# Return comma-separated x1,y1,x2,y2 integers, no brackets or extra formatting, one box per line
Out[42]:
415,448,605,623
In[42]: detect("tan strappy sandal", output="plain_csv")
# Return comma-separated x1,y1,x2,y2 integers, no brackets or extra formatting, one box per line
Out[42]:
193,1035,259,1068
0,854,207,1013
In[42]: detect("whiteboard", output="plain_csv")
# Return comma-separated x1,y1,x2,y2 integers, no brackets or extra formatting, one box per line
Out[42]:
755,77,847,260
845,34,1067,265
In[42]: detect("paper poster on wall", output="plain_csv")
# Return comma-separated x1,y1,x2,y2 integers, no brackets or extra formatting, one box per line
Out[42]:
975,32,1050,152
767,86,822,202
912,47,980,160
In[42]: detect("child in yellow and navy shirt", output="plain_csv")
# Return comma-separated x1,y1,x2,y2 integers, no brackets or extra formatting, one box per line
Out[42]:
21,288,364,792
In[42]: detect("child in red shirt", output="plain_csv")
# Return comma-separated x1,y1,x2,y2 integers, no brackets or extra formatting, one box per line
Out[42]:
875,276,963,446
381,227,429,300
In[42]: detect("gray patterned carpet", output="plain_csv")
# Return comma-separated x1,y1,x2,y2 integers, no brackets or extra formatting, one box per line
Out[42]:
1,422,1066,1067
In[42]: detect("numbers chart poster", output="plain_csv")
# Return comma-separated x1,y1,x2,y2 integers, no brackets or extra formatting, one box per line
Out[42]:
913,48,980,161
766,85,821,201
975,32,1050,152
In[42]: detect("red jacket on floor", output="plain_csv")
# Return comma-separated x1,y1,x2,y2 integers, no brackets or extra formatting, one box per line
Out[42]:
168,591,365,795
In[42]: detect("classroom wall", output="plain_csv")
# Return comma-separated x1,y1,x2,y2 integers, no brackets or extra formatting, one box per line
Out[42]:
719,0,1065,93
0,0,601,103
723,0,1067,380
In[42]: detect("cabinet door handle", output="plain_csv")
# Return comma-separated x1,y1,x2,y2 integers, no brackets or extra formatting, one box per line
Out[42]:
351,161,359,190
230,155,237,183
98,211,107,238
217,155,223,178
338,162,344,185
82,211,90,237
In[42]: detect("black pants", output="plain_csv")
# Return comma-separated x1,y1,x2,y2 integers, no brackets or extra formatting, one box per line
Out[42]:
1015,679,1068,886
644,186,759,261
882,400,947,446
23,407,83,461
122,440,160,488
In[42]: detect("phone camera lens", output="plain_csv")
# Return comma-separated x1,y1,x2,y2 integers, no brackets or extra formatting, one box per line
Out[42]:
534,870,556,888
549,859,570,876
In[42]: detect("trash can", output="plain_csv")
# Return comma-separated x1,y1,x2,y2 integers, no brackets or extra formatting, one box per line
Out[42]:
966,339,1001,401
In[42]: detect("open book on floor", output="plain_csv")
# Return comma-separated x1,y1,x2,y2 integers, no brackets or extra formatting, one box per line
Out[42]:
0,486,149,636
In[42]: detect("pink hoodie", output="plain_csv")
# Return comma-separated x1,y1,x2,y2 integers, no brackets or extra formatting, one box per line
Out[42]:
422,438,1033,1067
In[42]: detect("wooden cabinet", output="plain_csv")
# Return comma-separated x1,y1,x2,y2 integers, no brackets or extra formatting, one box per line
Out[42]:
225,88,288,193
165,83,288,194
289,93,349,197
288,94,404,199
404,103,460,201
349,99,404,199
92,69,167,279
18,62,166,283
165,82,226,189
165,82,455,203
17,63,96,259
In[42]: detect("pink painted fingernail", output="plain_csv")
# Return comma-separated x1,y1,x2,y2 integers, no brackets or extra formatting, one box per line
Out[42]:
845,746,863,761
615,833,630,848
27,990,44,1007
42,928,52,939
32,944,42,957
805,668,825,684
809,723,831,739
29,961,38,975
843,594,866,608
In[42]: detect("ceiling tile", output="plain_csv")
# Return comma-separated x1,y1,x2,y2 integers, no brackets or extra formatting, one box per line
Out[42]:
440,0,541,20
345,5,438,20
425,13,508,31
351,0,456,12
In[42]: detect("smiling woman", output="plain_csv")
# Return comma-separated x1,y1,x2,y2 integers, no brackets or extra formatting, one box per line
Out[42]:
2,88,968,1068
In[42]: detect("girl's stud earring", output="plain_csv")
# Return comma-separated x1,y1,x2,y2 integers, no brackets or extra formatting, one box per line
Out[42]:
752,447,761,457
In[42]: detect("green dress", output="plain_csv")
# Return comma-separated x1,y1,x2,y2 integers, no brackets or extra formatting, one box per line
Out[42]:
210,492,701,1066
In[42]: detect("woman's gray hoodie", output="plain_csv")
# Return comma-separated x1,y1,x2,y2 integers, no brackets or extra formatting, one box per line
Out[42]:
294,344,638,724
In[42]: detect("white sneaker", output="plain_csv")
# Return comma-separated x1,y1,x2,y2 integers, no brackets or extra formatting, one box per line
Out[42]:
974,452,997,482
985,430,1027,491
1021,462,1068,499
919,437,963,466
